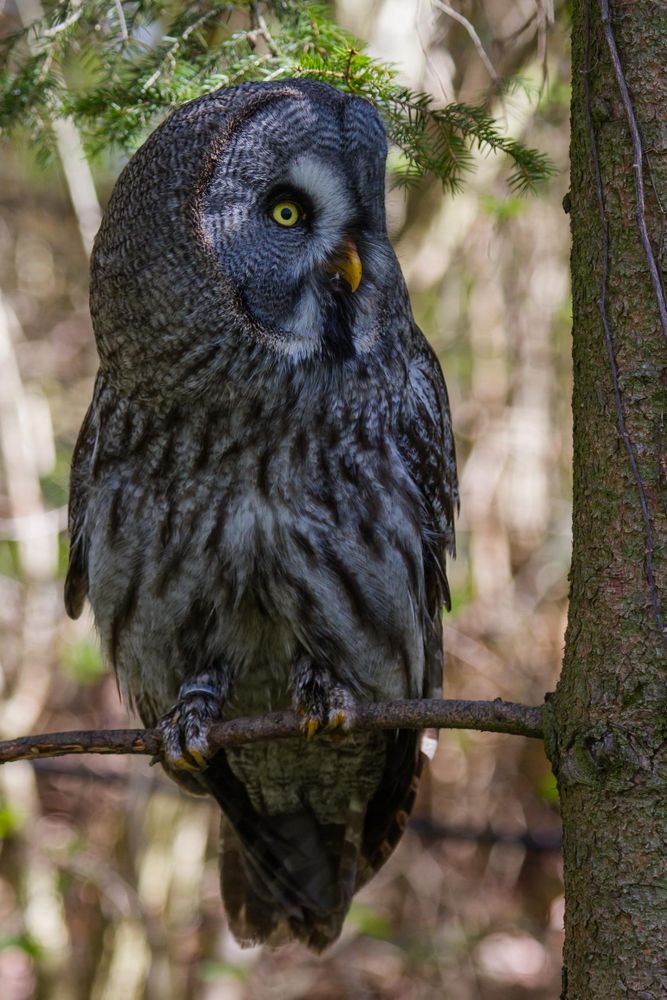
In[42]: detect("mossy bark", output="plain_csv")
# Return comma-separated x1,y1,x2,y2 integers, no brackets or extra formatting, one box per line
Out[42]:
546,2,667,997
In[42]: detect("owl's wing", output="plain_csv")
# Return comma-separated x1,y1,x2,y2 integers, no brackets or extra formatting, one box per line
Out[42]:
353,330,459,890
398,326,459,617
64,396,97,619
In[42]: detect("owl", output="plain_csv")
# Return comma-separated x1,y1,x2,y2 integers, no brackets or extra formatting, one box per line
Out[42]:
65,80,458,951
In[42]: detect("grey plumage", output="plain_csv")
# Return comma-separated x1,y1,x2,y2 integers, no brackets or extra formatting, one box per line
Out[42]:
66,79,458,951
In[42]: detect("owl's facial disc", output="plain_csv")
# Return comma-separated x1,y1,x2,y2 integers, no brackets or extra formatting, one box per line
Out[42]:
200,93,397,363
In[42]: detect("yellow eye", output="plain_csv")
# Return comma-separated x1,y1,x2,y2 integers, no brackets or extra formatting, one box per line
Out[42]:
272,200,301,227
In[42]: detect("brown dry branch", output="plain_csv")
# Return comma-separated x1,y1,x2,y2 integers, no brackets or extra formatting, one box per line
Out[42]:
0,697,544,765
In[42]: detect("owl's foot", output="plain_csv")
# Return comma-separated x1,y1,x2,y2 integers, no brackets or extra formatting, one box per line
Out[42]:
157,679,224,775
292,667,357,741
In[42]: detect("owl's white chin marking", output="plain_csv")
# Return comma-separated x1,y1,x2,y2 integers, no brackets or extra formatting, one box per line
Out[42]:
280,286,325,359
272,276,380,363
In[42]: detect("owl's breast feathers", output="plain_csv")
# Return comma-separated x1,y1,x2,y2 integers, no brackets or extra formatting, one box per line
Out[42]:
66,337,456,949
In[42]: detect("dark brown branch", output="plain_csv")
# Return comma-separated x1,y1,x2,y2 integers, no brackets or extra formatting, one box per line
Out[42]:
0,698,544,765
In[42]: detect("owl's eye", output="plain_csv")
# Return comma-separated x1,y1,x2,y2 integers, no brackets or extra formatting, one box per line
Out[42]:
271,200,302,227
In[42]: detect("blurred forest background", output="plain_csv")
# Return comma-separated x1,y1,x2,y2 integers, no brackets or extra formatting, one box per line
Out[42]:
0,1,571,997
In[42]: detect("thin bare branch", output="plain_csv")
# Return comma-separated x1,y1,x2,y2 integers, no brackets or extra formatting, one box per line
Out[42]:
18,0,102,256
432,1,500,85
496,10,537,48
0,698,545,765
250,0,281,57
113,0,129,43
42,4,84,38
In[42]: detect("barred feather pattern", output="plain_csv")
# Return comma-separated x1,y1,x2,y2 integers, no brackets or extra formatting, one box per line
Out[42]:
66,79,458,950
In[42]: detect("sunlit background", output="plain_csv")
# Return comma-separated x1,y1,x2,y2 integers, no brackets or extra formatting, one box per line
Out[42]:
0,1,570,997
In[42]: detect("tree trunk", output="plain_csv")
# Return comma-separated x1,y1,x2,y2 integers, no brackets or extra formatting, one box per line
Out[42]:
546,1,667,997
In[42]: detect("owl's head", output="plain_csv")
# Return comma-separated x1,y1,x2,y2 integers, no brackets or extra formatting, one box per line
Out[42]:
91,80,408,401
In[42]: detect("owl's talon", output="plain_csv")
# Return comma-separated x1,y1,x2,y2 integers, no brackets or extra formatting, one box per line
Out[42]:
186,747,209,770
299,705,354,741
157,682,223,777
293,666,357,742
324,709,349,733
304,718,321,740
172,753,204,773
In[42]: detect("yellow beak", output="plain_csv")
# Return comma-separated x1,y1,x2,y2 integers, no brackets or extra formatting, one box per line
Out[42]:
326,238,362,293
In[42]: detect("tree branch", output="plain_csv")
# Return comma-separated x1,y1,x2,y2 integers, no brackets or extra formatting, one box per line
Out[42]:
432,1,500,86
0,698,544,765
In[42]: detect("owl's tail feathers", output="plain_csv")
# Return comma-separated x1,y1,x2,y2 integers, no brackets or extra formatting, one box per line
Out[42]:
217,799,365,953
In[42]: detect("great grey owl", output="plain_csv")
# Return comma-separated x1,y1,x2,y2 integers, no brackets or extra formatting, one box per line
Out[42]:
66,79,458,951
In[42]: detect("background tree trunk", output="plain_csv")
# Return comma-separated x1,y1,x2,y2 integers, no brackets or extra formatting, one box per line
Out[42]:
548,1,667,996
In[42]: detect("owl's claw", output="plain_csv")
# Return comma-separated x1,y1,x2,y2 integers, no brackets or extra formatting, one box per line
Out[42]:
294,671,357,741
327,709,348,732
157,682,223,775
299,705,354,741
304,717,320,741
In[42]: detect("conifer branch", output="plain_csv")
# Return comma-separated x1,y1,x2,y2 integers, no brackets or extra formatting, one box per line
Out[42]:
0,1,557,192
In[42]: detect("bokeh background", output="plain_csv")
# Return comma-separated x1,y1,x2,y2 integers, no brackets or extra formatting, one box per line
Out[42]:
0,1,570,997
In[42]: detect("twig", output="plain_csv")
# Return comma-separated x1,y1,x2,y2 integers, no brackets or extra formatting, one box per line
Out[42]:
113,0,129,44
141,9,222,91
0,698,545,765
536,0,551,97
17,0,102,257
250,1,281,58
41,4,84,38
583,1,667,641
433,1,500,86
600,0,667,347
496,10,537,48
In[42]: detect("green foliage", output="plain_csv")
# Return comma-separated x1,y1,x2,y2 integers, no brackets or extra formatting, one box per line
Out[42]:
537,770,560,805
59,638,105,683
347,901,394,938
196,959,250,982
480,193,527,222
0,799,27,837
0,932,43,958
0,539,21,579
0,0,556,191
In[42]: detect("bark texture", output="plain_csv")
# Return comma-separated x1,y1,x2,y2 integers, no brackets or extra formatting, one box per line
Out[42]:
546,2,667,997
